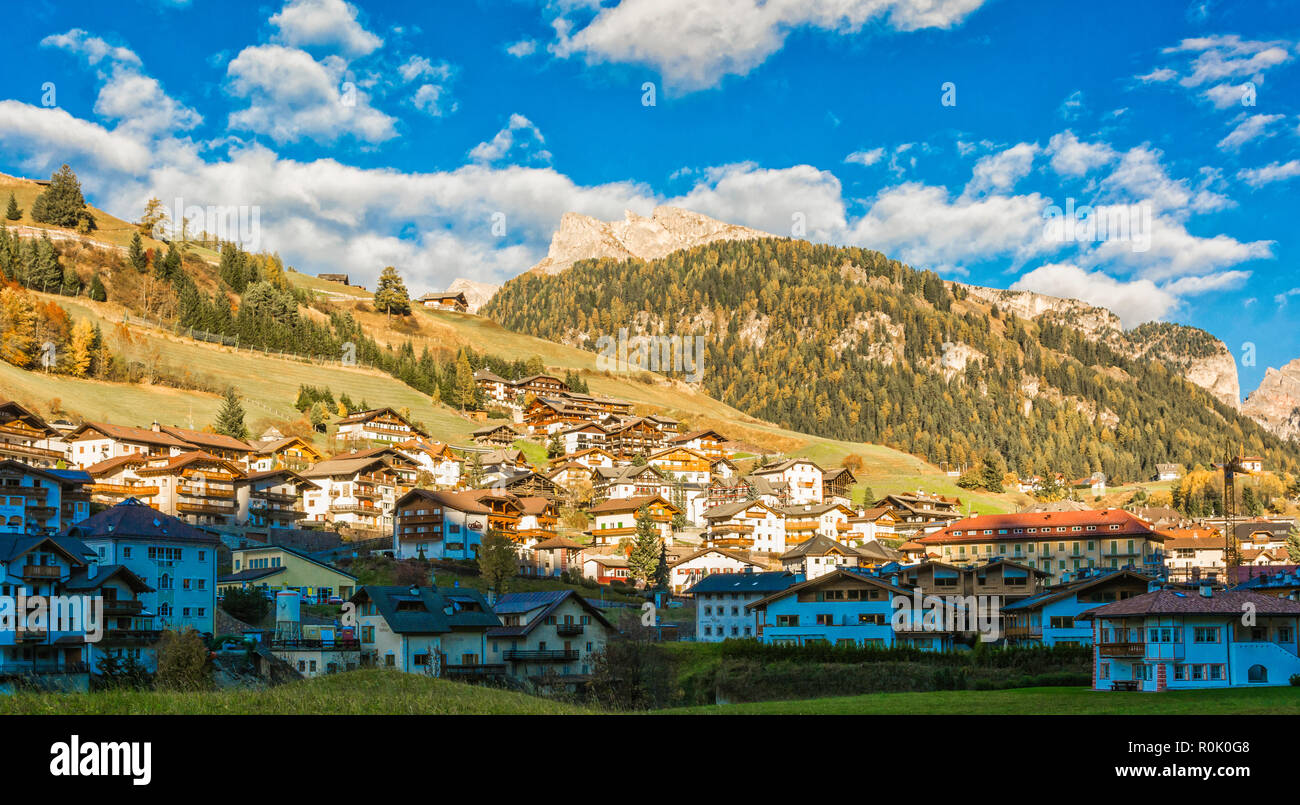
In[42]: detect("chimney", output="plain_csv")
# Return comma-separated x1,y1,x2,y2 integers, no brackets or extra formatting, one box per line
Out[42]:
1199,583,1213,598
151,421,161,432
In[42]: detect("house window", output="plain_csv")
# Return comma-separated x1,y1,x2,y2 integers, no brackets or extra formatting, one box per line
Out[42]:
1193,627,1220,643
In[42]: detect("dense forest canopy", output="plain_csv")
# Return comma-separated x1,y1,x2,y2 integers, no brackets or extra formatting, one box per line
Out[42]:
483,237,1297,483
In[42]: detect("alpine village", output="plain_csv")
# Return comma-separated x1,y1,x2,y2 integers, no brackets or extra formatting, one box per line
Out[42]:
2,165,1300,714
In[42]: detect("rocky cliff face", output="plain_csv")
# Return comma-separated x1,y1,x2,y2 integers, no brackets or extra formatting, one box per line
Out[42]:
954,281,1242,410
445,277,500,313
1242,359,1300,440
527,206,771,275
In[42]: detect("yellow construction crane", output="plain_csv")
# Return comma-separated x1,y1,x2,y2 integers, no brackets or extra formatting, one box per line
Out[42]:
1217,451,1255,572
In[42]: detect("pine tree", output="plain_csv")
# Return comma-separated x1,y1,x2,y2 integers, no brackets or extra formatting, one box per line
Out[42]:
88,273,107,302
30,164,90,229
453,352,475,410
373,266,411,321
479,528,517,598
4,193,21,221
128,232,148,272
214,386,249,440
1286,526,1300,564
627,505,661,587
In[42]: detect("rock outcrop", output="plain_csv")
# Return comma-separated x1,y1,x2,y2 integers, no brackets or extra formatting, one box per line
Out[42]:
527,206,771,275
446,277,500,313
1242,359,1300,440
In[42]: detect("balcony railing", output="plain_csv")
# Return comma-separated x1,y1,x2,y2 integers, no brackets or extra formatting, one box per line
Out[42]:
102,629,163,644
555,623,584,636
102,600,144,616
443,663,507,677
1097,641,1145,657
21,564,61,579
271,638,361,650
502,649,579,662
0,662,89,676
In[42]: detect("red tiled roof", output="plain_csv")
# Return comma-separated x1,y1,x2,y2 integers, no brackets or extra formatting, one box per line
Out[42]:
918,508,1160,544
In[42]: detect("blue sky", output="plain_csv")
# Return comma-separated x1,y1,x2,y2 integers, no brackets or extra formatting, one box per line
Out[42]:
0,0,1297,394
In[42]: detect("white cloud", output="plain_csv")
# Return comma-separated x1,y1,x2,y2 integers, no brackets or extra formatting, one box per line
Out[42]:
1238,160,1300,187
398,55,451,83
848,182,1054,272
672,162,847,241
1217,113,1283,151
469,114,551,165
1011,262,1250,328
844,148,884,167
1202,82,1249,109
42,29,201,139
549,0,987,91
1058,90,1084,120
1099,145,1229,216
270,0,382,58
964,142,1038,195
224,44,398,144
506,39,537,58
1012,263,1179,327
0,101,153,175
1168,34,1293,87
1046,131,1116,177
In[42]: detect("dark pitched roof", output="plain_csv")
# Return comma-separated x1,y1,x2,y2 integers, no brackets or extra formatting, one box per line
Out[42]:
62,498,220,544
350,585,500,634
64,563,154,593
685,571,798,596
1077,587,1300,620
1002,570,1152,612
219,566,287,583
486,590,612,637
779,533,864,560
0,534,95,565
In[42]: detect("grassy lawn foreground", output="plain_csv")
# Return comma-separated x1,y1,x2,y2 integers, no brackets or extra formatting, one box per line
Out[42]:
3,672,1298,715
661,685,1300,715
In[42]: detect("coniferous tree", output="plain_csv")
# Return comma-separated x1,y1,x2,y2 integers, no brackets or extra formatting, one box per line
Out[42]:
4,193,21,221
128,232,148,272
373,266,411,321
30,164,92,230
88,273,107,302
627,506,661,587
213,386,249,440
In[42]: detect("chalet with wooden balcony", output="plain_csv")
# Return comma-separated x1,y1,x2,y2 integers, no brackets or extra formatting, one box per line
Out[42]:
156,425,252,466
666,428,730,458
1078,587,1300,691
350,584,501,676
778,501,855,547
843,505,895,541
1002,568,1153,646
581,551,631,584
393,488,536,560
587,494,681,545
669,546,770,595
333,407,429,445
470,422,519,447
248,434,325,473
592,463,671,502
64,421,195,469
417,291,470,312
545,461,600,500
604,418,667,458
874,491,964,535
0,400,66,468
487,590,614,682
557,423,609,455
473,369,514,403
134,451,245,527
300,455,403,534
916,508,1169,581
894,558,1050,606
751,458,825,504
556,447,618,470
0,533,157,690
0,460,92,536
84,455,159,508
702,499,785,553
66,499,219,635
648,446,713,484
821,466,857,505
234,469,317,534
66,564,160,673
393,438,462,488
746,568,958,651
524,397,591,436
779,533,876,580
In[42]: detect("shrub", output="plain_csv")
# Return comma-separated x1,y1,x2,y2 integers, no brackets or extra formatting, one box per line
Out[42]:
155,628,214,692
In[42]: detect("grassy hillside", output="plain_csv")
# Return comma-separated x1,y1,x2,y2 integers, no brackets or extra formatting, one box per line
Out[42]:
0,172,218,261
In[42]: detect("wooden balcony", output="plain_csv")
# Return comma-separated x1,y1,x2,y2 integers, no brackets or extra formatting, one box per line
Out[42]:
711,537,754,549
20,565,61,579
102,600,144,616
102,629,163,645
443,663,507,677
1097,641,1145,658
555,623,584,636
502,649,579,662
271,638,360,650
89,482,160,497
